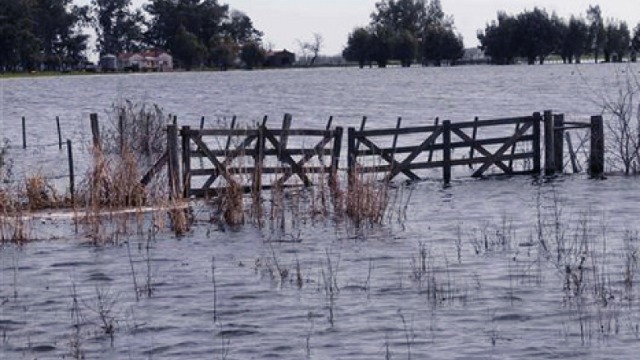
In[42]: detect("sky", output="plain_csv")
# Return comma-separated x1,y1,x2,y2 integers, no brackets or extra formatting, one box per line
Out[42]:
124,0,640,56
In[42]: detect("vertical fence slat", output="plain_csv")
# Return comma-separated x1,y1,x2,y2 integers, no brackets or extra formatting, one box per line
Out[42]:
508,122,521,172
90,113,101,149
428,117,439,163
167,124,180,199
543,110,555,176
181,126,191,198
224,116,237,152
347,127,356,190
553,114,565,174
67,139,74,199
590,115,604,178
22,116,27,149
56,116,62,150
532,112,542,175
468,116,479,168
332,127,343,178
442,120,451,186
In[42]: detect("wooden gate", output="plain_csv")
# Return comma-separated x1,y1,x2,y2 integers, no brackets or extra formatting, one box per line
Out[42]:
180,121,343,198
347,113,543,185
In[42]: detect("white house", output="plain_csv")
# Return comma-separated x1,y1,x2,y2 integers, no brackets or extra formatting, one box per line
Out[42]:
117,49,173,71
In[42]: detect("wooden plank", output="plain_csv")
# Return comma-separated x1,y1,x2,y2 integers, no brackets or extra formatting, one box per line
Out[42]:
191,165,333,177
452,116,533,129
358,124,440,137
355,135,535,156
190,147,334,158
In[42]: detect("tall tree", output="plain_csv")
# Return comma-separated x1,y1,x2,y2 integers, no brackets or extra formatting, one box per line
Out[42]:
343,27,372,68
240,41,265,69
145,0,261,68
92,0,144,55
560,16,589,63
587,5,606,63
632,23,640,62
478,12,519,65
514,8,558,64
604,20,631,62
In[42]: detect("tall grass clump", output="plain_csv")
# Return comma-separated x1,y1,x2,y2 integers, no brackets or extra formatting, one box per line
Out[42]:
346,166,390,226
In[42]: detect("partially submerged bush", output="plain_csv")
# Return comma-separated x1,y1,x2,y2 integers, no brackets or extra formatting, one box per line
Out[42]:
103,100,169,161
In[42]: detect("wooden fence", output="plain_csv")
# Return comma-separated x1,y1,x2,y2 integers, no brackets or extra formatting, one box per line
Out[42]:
82,110,605,199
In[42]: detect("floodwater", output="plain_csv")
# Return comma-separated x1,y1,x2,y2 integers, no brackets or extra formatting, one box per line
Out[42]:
2,64,640,359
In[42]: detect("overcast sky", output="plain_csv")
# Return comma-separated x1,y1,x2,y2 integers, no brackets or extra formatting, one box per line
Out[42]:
125,0,640,55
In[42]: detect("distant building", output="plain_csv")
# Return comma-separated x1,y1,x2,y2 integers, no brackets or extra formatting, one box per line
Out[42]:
99,54,117,71
264,49,295,67
460,48,489,65
116,49,173,72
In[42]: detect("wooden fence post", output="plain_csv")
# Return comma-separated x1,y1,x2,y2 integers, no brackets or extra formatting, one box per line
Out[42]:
468,116,479,168
347,127,356,190
167,124,180,198
589,115,605,178
90,113,101,149
280,113,292,157
532,112,542,175
553,114,565,174
390,117,402,176
253,125,265,194
22,116,26,149
181,126,191,198
428,117,439,163
442,120,451,186
56,116,62,150
67,139,74,199
331,127,343,179
543,110,555,176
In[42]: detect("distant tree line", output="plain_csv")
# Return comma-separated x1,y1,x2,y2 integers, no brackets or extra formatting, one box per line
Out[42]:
478,5,640,65
342,0,464,68
0,0,264,72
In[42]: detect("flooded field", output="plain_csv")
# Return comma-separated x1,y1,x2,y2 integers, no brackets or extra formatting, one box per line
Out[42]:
2,64,640,359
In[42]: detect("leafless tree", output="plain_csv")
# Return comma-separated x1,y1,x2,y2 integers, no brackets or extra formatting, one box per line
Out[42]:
298,33,324,66
599,66,640,174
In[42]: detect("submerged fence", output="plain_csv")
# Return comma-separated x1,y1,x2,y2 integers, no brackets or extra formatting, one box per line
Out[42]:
8,110,605,201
